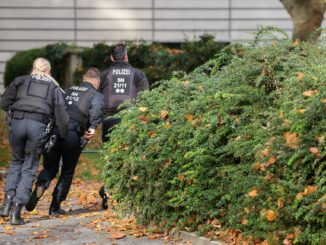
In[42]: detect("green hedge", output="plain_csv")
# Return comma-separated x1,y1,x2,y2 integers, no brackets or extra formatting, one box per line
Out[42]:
102,27,325,244
4,35,227,88
4,43,71,87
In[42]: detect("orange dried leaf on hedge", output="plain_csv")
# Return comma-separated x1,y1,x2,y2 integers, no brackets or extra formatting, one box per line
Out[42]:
163,122,171,129
303,90,319,96
297,72,304,81
315,135,325,143
296,192,304,200
248,189,258,198
138,107,149,112
138,115,149,124
184,114,194,123
309,147,320,156
260,147,270,157
278,198,284,208
266,210,277,221
177,174,185,182
160,110,169,120
267,156,277,165
148,131,157,138
284,132,300,149
303,186,318,195
295,109,305,114
253,162,261,171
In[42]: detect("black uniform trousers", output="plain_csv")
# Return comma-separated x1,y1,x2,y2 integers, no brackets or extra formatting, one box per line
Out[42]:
36,122,82,203
101,115,121,143
5,118,47,204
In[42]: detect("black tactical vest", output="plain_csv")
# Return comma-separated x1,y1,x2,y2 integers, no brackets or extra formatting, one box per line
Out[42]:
11,74,56,116
65,84,96,128
103,66,136,111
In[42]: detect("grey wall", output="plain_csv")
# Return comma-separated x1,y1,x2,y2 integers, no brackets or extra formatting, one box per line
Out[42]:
0,0,321,93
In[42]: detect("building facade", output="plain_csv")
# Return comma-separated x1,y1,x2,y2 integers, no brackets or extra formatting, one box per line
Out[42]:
0,0,322,93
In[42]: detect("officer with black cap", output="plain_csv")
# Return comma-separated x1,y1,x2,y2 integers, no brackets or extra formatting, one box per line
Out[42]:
0,57,69,225
100,43,149,142
25,67,104,216
98,43,149,208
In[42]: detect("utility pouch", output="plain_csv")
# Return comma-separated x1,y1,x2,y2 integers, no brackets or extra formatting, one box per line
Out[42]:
44,134,57,153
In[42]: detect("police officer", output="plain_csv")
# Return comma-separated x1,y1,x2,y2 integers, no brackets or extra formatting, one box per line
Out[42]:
25,68,104,216
100,43,149,142
0,57,69,225
99,43,149,208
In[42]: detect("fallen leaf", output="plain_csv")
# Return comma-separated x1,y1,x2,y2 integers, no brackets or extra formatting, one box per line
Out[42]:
110,231,126,239
284,132,300,149
163,122,171,129
296,192,304,200
184,114,194,123
309,147,320,156
303,90,319,96
297,72,304,81
138,107,148,112
148,131,157,138
160,110,169,120
278,198,284,208
177,174,185,182
211,218,221,226
267,156,277,165
252,162,261,171
138,115,149,124
260,147,270,157
295,109,305,114
131,175,139,180
303,186,318,195
248,189,258,198
266,210,277,221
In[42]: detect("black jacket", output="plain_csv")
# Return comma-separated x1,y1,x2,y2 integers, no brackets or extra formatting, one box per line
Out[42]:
65,81,104,130
100,61,149,115
1,75,69,137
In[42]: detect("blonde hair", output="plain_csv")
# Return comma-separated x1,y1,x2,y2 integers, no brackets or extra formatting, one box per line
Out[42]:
31,57,51,74
31,57,64,92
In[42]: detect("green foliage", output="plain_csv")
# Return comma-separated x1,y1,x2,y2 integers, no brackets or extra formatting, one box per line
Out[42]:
78,35,227,86
4,48,46,87
4,43,72,87
102,28,326,244
4,35,226,88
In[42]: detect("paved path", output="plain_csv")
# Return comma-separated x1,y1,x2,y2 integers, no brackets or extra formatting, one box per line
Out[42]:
0,209,166,245
0,179,180,245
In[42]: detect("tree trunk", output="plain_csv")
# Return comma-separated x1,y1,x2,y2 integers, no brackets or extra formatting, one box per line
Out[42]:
280,0,326,41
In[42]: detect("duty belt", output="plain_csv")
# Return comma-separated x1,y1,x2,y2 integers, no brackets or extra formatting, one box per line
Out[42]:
12,110,50,124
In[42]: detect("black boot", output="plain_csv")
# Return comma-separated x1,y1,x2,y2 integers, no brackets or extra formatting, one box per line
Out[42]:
0,192,14,217
25,184,45,211
49,198,66,216
10,202,25,225
99,185,109,210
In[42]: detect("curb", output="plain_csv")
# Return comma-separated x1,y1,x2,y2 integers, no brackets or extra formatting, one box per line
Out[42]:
173,230,225,245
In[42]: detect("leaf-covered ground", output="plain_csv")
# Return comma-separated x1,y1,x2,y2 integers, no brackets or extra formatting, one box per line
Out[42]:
0,175,182,244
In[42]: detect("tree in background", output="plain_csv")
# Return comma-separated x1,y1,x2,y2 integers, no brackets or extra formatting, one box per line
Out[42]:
280,0,326,40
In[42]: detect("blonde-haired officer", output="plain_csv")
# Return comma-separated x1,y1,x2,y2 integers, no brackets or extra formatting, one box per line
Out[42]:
0,57,69,225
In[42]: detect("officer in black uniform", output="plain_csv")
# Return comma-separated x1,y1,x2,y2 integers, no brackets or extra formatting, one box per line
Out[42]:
0,58,69,225
25,68,104,216
99,43,149,208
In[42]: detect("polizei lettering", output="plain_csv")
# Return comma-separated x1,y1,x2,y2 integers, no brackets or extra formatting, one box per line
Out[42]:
112,69,131,75
70,86,88,92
